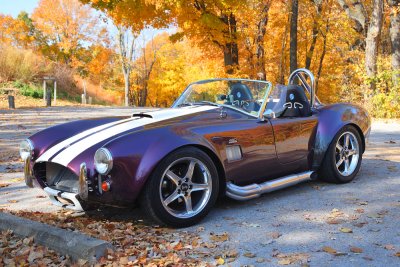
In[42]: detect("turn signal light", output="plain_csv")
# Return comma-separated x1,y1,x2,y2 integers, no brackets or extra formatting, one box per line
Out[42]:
101,181,111,192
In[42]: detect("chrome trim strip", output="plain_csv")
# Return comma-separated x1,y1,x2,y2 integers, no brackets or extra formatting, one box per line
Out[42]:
44,187,83,211
226,171,313,201
78,163,88,200
24,156,34,188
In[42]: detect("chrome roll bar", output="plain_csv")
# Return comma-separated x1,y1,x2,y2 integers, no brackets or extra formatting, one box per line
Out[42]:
288,68,320,108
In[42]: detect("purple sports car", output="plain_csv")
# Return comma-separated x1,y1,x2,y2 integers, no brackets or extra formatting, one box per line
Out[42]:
20,69,370,227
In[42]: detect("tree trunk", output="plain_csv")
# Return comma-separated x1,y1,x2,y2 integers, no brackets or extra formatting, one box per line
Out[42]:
388,0,400,86
290,0,299,73
305,1,322,70
365,0,384,93
224,43,239,74
222,13,239,74
123,71,130,107
278,13,290,84
256,2,271,80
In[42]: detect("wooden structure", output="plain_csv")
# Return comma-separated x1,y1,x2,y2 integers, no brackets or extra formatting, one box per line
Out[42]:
43,77,57,105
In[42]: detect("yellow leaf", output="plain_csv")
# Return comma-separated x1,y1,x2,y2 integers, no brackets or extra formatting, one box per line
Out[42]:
339,227,353,233
278,259,291,265
216,257,225,265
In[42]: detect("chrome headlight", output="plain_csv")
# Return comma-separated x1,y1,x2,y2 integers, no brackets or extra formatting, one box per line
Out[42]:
94,148,113,175
19,139,34,160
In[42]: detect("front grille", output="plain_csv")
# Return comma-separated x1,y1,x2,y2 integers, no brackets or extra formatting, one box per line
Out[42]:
34,162,79,193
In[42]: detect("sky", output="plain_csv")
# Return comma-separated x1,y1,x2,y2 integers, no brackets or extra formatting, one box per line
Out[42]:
0,0,39,17
0,0,175,48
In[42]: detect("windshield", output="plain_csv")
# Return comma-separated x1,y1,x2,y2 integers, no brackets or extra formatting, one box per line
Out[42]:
173,79,271,117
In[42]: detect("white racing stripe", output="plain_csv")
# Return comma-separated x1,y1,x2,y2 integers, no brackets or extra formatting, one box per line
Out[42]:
49,106,217,166
36,117,136,162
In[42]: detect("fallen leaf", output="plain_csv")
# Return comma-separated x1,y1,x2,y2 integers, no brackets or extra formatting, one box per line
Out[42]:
384,244,395,250
225,249,238,258
355,208,364,213
216,258,224,265
353,222,368,228
243,252,256,258
28,250,43,263
256,257,265,263
278,259,291,265
322,246,337,255
326,219,343,225
269,232,281,239
119,257,129,264
395,252,400,257
339,227,353,233
7,200,18,203
362,256,373,261
0,183,10,188
210,232,229,242
350,247,363,253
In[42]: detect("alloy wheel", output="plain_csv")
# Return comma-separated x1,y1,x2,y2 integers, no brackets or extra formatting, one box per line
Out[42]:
335,131,360,176
159,157,212,219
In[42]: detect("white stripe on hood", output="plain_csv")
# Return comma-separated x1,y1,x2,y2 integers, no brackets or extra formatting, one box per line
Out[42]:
38,106,217,166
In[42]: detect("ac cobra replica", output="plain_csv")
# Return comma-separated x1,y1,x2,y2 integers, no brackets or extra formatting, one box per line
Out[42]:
21,69,370,227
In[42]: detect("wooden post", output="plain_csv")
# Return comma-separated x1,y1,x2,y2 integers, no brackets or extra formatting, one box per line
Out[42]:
43,80,46,101
88,96,92,105
54,81,57,105
8,95,15,109
81,94,87,105
46,90,51,107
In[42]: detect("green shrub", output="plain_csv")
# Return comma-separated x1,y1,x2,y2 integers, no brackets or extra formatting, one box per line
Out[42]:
371,92,400,118
14,81,44,99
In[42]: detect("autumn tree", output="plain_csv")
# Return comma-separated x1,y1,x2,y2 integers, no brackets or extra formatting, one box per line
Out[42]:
388,0,400,85
32,0,100,66
0,13,33,48
337,0,384,93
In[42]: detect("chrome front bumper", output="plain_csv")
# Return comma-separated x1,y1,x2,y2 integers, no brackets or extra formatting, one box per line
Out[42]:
44,187,83,211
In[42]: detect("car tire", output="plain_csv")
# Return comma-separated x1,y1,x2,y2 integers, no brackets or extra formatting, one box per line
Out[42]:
319,125,363,184
141,147,219,228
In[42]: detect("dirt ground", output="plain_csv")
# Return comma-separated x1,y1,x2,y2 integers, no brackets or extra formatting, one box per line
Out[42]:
0,106,399,266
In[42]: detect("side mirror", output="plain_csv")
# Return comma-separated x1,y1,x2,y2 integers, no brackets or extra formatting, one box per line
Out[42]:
263,109,275,119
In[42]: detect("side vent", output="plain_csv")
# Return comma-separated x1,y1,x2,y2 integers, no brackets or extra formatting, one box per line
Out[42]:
226,145,242,162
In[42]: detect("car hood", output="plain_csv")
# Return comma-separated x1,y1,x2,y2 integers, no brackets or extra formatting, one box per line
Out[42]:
34,106,218,167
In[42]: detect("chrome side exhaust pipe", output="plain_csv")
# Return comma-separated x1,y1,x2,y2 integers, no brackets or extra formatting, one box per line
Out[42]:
226,171,313,201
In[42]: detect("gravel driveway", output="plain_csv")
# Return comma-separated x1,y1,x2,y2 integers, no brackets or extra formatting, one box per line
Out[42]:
1,107,399,266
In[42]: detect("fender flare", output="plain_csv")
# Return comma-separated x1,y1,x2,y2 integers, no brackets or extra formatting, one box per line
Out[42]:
311,103,370,170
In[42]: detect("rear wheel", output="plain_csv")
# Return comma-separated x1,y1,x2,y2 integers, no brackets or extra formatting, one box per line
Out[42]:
319,125,363,183
141,147,219,227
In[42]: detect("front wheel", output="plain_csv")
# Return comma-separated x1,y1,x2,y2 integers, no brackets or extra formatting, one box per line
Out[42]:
319,125,363,183
141,147,219,227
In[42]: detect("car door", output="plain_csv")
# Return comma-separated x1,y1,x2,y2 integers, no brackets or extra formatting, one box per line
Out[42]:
269,115,318,165
207,111,280,185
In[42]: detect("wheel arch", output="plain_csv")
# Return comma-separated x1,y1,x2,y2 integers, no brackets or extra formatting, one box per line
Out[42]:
142,143,226,198
311,103,370,171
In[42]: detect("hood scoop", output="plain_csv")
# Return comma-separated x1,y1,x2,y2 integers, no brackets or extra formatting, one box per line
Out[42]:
132,112,153,119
